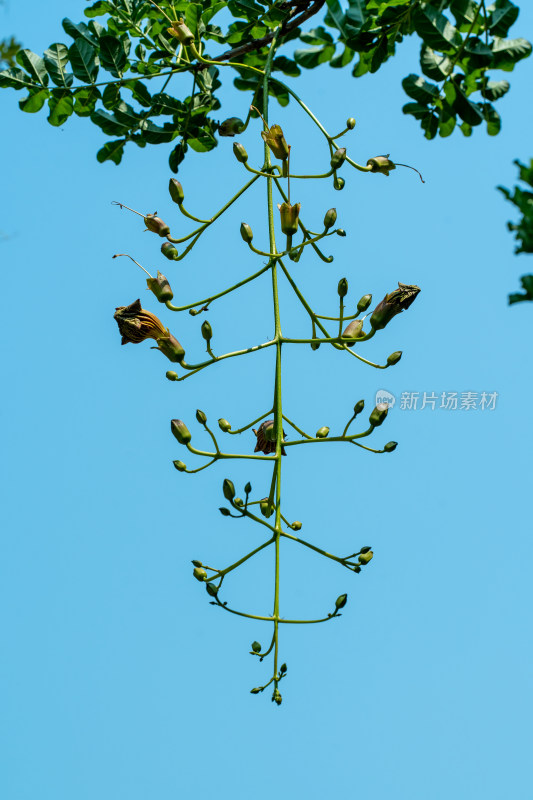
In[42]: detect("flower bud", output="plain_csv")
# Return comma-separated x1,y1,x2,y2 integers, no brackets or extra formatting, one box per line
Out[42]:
316,426,330,438
193,567,207,581
260,498,274,518
342,319,364,346
278,202,301,236
358,550,374,564
337,278,348,298
219,507,231,516
370,283,421,330
250,687,261,694
168,19,194,44
369,403,388,427
251,641,261,653
223,478,236,501
353,565,361,573
218,117,244,137
147,271,173,302
166,371,178,381
218,418,232,432
244,482,252,494
323,208,337,230
191,560,203,567
292,521,302,531
240,222,253,243
330,148,346,170
196,409,207,425
201,320,212,341
336,228,346,237
384,441,397,453
353,399,365,416
360,546,371,553
168,178,184,205
233,142,248,163
357,294,372,313
161,242,179,261
144,214,170,237
261,123,289,162
173,460,186,471
387,351,402,366
335,593,348,609
171,418,191,444
346,117,356,129
367,155,396,176
272,688,282,705
334,176,345,191
310,340,320,351
280,663,287,674
153,332,185,363
234,497,243,507
205,582,218,597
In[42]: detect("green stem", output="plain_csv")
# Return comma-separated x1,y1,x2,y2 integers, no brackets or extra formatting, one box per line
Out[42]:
166,263,271,312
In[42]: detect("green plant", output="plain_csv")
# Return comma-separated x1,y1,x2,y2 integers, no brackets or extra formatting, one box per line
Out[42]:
112,26,421,704
499,159,533,304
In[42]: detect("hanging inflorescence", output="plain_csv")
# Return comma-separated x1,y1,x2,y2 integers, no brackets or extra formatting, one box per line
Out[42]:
112,21,421,706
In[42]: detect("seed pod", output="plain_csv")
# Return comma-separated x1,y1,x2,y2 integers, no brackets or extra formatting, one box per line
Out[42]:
387,351,402,366
168,178,185,205
168,19,194,45
173,460,186,471
206,582,218,597
147,271,174,302
367,155,396,176
171,419,192,445
346,117,356,130
251,641,261,653
384,441,397,453
330,148,346,170
153,332,185,363
278,202,301,236
161,242,179,261
338,278,348,298
334,176,345,191
240,222,253,243
342,319,364,346
292,521,302,531
144,214,170,237
335,593,348,609
353,399,365,416
166,371,178,381
218,418,232,432
323,208,337,230
357,294,372,313
260,498,274,518
358,551,374,564
193,567,207,581
369,403,389,427
201,321,213,343
233,142,249,163
316,426,330,439
218,117,244,137
196,409,207,425
223,478,236,501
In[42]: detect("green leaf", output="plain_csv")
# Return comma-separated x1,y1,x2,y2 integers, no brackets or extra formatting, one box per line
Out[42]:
509,276,533,304
491,37,532,71
99,35,128,78
371,36,389,73
330,45,355,69
19,88,49,113
113,101,141,129
402,73,440,103
69,40,99,83
47,88,74,126
97,139,125,165
16,49,49,86
0,67,37,90
169,141,188,173
84,1,112,18
420,45,453,80
102,83,121,109
151,92,183,115
142,120,179,144
402,102,430,120
273,56,301,78
188,129,218,152
345,0,366,34
44,43,73,87
73,86,100,116
61,18,98,47
91,108,130,136
484,103,501,135
325,0,348,37
413,7,462,53
438,101,456,137
421,111,438,139
453,84,484,125
300,27,334,46
489,1,520,37
483,79,510,100
450,0,478,29
294,45,335,69
123,79,152,107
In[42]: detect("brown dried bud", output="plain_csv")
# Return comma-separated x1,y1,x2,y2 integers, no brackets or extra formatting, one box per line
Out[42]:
253,419,286,456
144,214,170,237
114,299,167,345
146,271,173,302
342,318,364,346
370,283,421,330
171,419,191,445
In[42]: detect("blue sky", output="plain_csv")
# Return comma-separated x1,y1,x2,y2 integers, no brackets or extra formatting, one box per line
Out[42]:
1,2,533,798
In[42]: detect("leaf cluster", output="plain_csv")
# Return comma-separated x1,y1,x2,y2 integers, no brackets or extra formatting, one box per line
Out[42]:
499,159,533,304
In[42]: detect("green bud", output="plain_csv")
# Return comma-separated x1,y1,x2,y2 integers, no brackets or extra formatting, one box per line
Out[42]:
260,498,274,518
370,284,421,330
240,222,253,243
168,19,194,45
367,155,396,177
144,214,170,237
251,641,261,653
219,507,231,517
193,567,207,581
166,371,178,381
272,688,282,706
316,426,330,439
206,582,218,597
342,319,364,346
218,418,232,432
353,399,365,416
338,278,348,298
233,142,249,163
244,482,252,494
218,117,244,137
369,403,389,427
335,593,348,609
168,178,184,205
358,551,374,564
330,148,347,170
173,460,186,471
223,478,236,501
201,320,213,341
262,421,276,443
334,176,345,191
353,565,361,573
160,242,178,261
360,546,371,553
278,202,301,236
234,497,243,507
387,351,402,366
147,270,174,301
280,663,287,674
310,340,320,351
191,560,203,567
153,333,185,363
250,687,261,694
196,409,207,425
336,229,347,237
171,418,191,444
323,208,337,230
357,294,372,313
346,117,356,130
384,441,398,453
291,521,302,531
